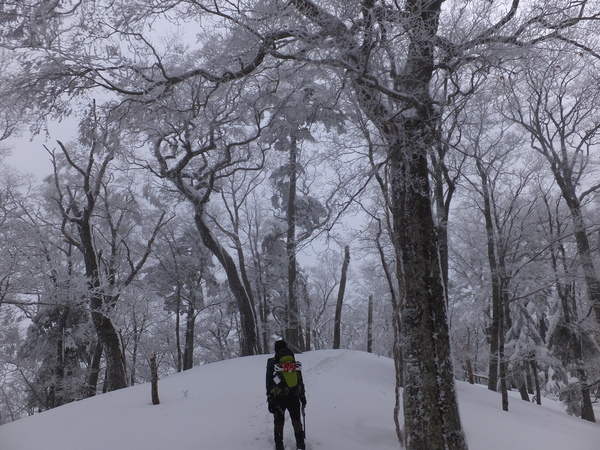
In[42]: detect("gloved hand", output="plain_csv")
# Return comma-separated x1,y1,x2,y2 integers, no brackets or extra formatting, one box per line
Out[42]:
300,396,307,407
267,395,276,414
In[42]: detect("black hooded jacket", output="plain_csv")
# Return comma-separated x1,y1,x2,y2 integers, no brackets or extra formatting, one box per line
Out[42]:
266,346,305,397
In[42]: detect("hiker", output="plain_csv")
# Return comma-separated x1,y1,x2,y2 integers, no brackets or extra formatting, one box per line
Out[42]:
266,339,307,450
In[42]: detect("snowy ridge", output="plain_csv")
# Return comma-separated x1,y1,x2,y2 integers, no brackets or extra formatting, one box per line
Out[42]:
0,349,598,449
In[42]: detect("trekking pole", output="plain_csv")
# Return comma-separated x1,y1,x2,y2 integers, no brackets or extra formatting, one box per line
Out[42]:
302,405,306,439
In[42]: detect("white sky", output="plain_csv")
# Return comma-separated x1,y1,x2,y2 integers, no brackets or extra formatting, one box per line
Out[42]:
4,118,78,180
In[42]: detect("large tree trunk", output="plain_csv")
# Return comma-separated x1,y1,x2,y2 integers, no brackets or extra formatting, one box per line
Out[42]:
301,281,311,351
367,294,373,353
194,211,258,356
89,304,128,391
167,158,259,357
86,339,103,397
175,291,182,372
374,219,404,397
51,307,69,408
529,360,541,405
130,316,139,385
55,138,154,393
346,0,466,445
383,1,467,446
556,199,600,420
564,195,600,324
545,195,596,422
183,300,196,371
286,136,302,349
251,239,269,353
333,245,350,350
498,289,508,411
475,159,501,392
230,213,262,354
150,354,160,405
390,133,466,449
79,214,128,392
233,236,263,355
557,282,595,422
431,146,457,304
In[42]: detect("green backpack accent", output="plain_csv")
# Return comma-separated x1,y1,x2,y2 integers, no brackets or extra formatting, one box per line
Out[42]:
278,355,299,388
271,354,302,396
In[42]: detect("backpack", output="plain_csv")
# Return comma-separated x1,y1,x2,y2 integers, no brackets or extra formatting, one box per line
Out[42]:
271,353,302,397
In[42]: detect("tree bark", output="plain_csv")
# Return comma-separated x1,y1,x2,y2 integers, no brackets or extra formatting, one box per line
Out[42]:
475,159,501,392
233,236,262,355
388,1,467,446
286,136,302,349
130,316,139,385
86,340,103,397
175,291,182,372
228,207,262,354
530,360,541,405
52,306,70,408
79,214,128,392
194,211,258,356
563,196,600,324
289,0,467,445
367,294,373,353
54,139,162,392
558,286,595,422
150,354,160,405
183,299,196,371
160,152,259,357
392,301,404,447
518,382,529,402
545,194,596,422
333,245,350,350
391,133,466,448
515,69,600,325
431,144,458,305
302,281,311,351
498,297,508,412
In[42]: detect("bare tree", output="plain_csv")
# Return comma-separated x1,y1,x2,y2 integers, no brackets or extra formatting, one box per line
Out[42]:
4,0,600,445
48,113,166,391
147,223,216,371
149,104,265,356
537,182,597,422
332,245,350,349
502,49,600,331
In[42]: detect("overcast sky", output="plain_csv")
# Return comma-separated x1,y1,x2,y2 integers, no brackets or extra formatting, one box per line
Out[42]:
5,137,52,180
4,118,78,180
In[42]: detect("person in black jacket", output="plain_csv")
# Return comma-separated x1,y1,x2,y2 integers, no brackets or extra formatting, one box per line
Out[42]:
266,340,306,450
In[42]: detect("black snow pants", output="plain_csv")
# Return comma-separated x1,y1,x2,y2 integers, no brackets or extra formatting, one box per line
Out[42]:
273,394,304,449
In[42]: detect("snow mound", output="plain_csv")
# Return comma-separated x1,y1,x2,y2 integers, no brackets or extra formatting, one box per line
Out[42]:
0,349,598,449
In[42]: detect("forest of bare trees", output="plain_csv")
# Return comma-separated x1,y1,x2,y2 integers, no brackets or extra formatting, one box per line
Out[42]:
1,1,600,448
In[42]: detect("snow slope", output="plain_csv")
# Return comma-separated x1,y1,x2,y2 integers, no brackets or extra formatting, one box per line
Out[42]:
0,349,598,449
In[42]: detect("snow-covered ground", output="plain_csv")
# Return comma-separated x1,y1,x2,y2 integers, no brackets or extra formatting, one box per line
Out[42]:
0,349,598,449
